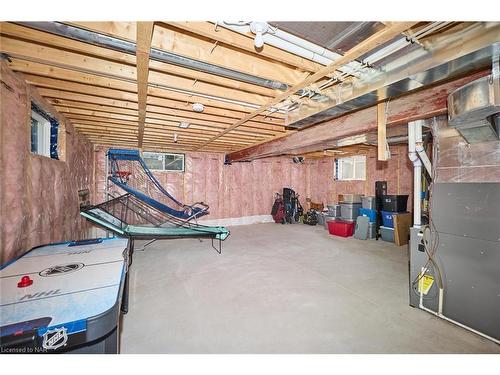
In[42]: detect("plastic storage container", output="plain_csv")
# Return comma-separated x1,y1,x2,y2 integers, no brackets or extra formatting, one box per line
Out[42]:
340,194,363,203
323,215,336,229
381,211,410,228
316,212,325,226
340,202,362,221
328,220,355,237
381,195,409,212
368,222,376,239
380,226,395,242
381,211,394,228
361,196,376,210
327,204,341,217
359,208,377,223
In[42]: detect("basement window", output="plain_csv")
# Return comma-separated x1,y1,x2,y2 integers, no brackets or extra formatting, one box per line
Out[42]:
335,155,366,181
143,152,185,172
30,102,59,159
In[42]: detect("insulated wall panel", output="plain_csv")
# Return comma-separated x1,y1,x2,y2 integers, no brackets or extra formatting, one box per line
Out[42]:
0,62,93,265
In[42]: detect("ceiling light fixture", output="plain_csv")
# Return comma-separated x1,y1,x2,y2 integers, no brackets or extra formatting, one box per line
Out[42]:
192,103,204,113
179,122,190,128
249,21,269,49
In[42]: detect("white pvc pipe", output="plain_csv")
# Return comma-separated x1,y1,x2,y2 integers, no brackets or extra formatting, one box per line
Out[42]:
408,121,422,227
416,147,432,176
413,163,422,227
413,119,433,176
220,22,362,77
408,121,416,154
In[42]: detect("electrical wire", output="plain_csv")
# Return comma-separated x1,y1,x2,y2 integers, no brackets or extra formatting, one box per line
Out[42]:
410,122,445,301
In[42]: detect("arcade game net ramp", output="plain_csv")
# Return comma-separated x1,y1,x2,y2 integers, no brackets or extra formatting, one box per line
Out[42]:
80,193,229,241
107,149,208,221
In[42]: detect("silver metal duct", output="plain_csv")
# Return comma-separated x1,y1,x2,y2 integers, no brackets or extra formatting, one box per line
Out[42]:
15,22,316,97
448,73,500,143
286,22,500,128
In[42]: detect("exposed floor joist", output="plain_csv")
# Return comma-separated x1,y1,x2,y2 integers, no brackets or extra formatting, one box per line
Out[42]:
135,22,154,147
2,20,489,154
194,22,417,150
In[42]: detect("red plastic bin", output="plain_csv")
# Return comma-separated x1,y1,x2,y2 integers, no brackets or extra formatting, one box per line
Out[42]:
328,220,355,237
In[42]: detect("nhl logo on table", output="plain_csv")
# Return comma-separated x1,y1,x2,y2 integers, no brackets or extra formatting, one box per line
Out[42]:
42,327,68,350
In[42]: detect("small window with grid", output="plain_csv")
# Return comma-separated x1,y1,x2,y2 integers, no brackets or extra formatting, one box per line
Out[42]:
143,152,185,172
335,155,366,181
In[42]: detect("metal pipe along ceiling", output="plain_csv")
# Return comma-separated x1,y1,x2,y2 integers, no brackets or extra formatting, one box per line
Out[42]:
15,22,314,97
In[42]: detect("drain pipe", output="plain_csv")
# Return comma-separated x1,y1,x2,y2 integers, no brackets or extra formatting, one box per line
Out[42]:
408,121,422,228
413,120,432,176
15,22,314,97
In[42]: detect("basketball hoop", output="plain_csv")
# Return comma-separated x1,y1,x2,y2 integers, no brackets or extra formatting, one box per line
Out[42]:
115,171,132,179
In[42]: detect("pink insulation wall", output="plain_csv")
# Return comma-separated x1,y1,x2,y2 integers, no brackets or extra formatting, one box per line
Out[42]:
94,143,414,220
94,147,312,220
434,117,500,183
306,145,414,207
0,62,93,264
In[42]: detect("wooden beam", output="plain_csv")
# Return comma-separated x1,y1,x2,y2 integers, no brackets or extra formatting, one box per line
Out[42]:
52,100,282,137
70,21,307,85
68,117,266,143
226,70,489,162
166,22,322,73
377,101,388,161
195,22,417,150
21,74,284,137
2,23,278,97
38,87,284,126
1,37,271,107
136,22,154,148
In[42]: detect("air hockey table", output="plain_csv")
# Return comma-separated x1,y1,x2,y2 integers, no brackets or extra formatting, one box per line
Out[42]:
0,237,131,354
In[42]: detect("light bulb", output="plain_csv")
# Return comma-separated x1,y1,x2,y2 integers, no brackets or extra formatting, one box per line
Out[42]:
254,32,264,48
250,22,269,49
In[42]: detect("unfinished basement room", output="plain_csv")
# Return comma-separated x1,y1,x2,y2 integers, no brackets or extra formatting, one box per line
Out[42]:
1,4,500,370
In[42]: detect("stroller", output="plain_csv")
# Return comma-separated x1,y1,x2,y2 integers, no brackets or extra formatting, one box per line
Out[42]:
282,188,303,224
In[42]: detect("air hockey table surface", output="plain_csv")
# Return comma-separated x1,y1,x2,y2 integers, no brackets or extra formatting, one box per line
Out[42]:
0,237,130,354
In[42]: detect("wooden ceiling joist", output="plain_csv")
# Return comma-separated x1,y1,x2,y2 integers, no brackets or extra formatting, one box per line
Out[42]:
70,21,308,85
30,80,286,134
53,103,283,138
23,75,282,133
68,115,262,140
0,36,273,106
0,21,439,154
1,23,283,97
135,22,154,147
194,22,418,151
166,22,323,73
39,87,284,127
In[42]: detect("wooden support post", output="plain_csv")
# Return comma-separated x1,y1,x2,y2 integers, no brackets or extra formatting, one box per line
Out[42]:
226,71,488,162
377,101,388,161
136,22,154,148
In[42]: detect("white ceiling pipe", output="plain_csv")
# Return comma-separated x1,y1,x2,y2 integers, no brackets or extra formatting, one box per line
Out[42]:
221,22,332,65
363,22,451,66
220,22,363,77
408,121,422,228
266,24,369,77
265,24,363,72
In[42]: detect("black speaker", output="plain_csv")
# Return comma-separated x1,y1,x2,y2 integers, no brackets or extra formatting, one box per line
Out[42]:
375,181,388,240
375,181,387,211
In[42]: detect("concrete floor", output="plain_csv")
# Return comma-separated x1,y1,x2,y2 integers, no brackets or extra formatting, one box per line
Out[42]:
120,223,500,353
